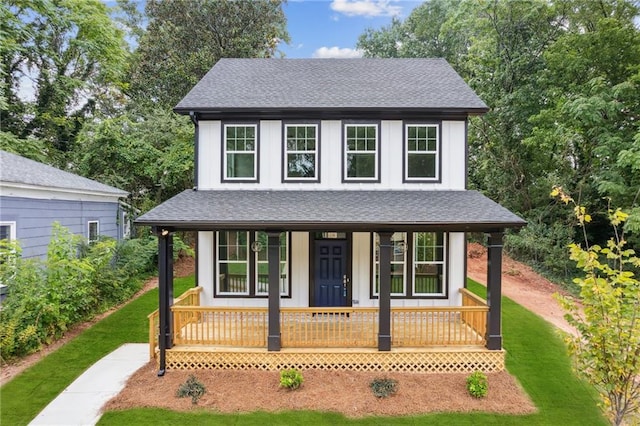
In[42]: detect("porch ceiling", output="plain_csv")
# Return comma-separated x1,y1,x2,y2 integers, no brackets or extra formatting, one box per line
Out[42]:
135,189,526,232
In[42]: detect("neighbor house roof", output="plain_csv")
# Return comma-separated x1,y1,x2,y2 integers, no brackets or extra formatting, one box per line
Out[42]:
0,150,128,197
135,189,525,232
174,58,488,116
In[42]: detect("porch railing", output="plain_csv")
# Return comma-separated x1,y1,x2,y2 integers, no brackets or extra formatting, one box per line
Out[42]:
148,287,203,358
170,303,488,348
460,288,488,338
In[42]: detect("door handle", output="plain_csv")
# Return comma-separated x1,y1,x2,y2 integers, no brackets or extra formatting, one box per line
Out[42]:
342,275,349,297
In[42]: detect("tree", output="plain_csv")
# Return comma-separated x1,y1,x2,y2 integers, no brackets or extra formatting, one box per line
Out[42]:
552,186,640,425
0,0,128,158
72,108,193,211
127,0,289,108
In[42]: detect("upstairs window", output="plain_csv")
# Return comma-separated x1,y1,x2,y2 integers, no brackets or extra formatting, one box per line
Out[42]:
224,124,258,181
284,124,318,181
344,124,379,181
405,124,440,181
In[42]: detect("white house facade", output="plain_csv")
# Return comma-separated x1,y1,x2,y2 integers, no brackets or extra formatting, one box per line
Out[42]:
136,58,526,374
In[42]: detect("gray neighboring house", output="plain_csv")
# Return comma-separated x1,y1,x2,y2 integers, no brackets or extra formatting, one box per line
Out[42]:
0,150,129,259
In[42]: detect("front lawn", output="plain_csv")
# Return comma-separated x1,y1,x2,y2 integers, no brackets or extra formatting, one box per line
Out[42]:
1,278,606,425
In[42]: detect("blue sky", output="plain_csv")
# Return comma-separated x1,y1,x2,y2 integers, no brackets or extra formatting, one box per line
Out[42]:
279,0,422,58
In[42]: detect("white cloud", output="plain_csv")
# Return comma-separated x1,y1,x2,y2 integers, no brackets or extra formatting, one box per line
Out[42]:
312,46,364,59
330,0,402,17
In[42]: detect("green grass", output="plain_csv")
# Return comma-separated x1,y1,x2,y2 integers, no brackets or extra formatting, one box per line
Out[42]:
2,278,606,426
0,277,194,426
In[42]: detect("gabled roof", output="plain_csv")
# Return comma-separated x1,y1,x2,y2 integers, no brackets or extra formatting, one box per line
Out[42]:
0,150,127,197
135,189,525,232
174,58,488,115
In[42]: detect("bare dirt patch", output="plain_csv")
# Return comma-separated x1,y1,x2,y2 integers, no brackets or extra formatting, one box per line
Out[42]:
105,363,536,418
466,242,578,336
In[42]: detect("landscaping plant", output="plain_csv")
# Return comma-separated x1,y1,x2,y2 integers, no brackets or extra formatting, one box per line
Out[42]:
279,369,304,390
552,186,640,425
466,371,488,398
176,375,206,405
369,378,398,398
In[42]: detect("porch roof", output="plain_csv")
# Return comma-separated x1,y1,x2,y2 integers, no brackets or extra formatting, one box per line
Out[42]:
135,189,526,232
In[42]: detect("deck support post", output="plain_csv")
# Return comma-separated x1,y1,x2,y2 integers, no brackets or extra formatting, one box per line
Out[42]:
486,231,504,350
157,228,174,376
378,231,393,351
267,231,281,351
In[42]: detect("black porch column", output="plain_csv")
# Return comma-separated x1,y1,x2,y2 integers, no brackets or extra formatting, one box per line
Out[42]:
267,231,281,351
486,231,504,350
157,228,174,376
378,231,393,351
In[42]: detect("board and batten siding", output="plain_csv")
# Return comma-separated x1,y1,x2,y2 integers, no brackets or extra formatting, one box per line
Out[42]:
198,231,465,308
0,196,122,259
197,120,467,190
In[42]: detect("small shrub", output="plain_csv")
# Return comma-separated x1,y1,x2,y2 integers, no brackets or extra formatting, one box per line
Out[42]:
176,375,206,404
370,377,398,398
279,369,303,390
466,371,488,398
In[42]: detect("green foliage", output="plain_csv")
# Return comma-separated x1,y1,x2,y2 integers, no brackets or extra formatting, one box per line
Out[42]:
1,0,127,157
127,0,289,108
369,377,398,398
552,187,640,425
0,223,174,361
279,369,304,390
176,375,206,405
72,109,193,210
466,371,488,398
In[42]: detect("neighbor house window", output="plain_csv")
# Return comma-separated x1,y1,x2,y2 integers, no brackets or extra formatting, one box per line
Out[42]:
344,124,378,181
88,221,99,244
224,124,257,181
405,124,439,181
0,222,16,242
372,232,447,298
373,232,407,296
216,231,289,297
284,124,318,181
413,232,445,295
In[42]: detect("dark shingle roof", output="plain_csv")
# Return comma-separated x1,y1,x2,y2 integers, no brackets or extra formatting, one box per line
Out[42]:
174,58,488,113
0,150,127,196
135,190,525,231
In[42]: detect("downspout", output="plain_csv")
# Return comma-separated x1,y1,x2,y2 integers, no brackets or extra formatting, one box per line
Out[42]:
190,112,200,289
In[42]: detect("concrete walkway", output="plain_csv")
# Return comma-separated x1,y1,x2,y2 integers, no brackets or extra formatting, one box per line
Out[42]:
29,343,148,426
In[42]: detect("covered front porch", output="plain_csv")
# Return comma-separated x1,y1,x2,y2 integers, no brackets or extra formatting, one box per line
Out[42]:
149,285,504,372
136,190,526,375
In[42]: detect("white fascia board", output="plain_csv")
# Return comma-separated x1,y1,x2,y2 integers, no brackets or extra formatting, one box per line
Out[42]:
0,182,126,203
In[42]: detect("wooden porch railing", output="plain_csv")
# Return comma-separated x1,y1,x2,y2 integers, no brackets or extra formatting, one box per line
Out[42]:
148,287,203,358
169,304,488,348
460,288,488,339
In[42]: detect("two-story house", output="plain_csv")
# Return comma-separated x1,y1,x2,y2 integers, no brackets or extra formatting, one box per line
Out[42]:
136,58,525,376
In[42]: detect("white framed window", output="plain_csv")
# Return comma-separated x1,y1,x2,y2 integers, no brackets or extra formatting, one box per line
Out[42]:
255,232,289,296
405,124,440,181
372,232,447,298
88,221,99,244
0,222,16,242
284,124,318,181
413,232,445,296
223,124,258,181
373,232,407,296
344,124,378,181
216,231,289,297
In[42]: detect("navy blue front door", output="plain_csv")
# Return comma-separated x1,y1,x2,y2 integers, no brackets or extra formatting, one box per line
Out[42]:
314,240,348,307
